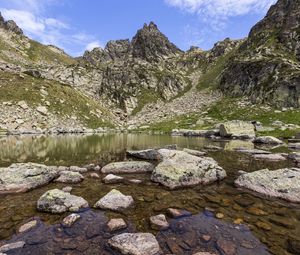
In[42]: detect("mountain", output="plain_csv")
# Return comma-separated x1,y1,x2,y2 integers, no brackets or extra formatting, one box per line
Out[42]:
220,0,300,107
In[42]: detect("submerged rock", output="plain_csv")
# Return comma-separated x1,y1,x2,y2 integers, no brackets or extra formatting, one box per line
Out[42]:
55,171,84,184
235,168,300,203
107,218,127,232
103,174,124,184
253,136,284,145
252,154,286,161
101,161,154,174
0,163,59,194
183,148,207,157
219,120,255,139
18,220,37,233
150,214,169,230
0,241,25,253
234,148,271,155
94,189,134,212
151,149,226,189
62,213,81,227
37,189,89,214
108,233,161,255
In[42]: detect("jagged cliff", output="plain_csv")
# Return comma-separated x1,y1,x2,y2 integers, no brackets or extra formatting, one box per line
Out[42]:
220,0,300,107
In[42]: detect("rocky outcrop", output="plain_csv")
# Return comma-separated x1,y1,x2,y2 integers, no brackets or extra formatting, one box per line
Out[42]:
0,163,59,194
220,0,300,108
0,12,23,35
151,149,226,189
235,168,300,202
37,189,89,214
108,233,162,255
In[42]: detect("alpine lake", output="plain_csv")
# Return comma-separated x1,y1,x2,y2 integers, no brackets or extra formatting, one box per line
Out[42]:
0,133,299,255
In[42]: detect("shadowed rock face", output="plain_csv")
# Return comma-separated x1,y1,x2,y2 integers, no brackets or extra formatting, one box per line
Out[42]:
0,12,23,35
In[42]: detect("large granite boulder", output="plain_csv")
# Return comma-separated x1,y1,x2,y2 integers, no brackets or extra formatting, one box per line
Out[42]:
219,120,255,139
151,149,226,189
101,161,154,174
0,163,59,194
37,189,89,214
94,189,134,212
108,233,162,255
235,168,300,203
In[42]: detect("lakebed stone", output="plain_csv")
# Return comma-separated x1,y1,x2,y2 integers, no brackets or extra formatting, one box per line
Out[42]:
150,214,169,230
107,218,127,232
101,161,154,174
235,168,300,203
252,154,286,161
94,189,134,212
37,189,89,214
151,149,226,189
108,233,161,255
183,148,207,157
103,174,124,184
18,220,38,233
62,213,81,227
0,163,59,194
0,241,25,253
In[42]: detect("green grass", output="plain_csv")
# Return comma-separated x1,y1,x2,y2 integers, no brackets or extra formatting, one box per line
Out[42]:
0,72,114,128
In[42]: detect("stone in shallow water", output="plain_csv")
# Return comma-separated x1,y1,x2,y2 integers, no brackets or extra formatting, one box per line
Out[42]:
252,153,286,161
234,148,271,154
62,186,72,193
107,218,127,232
253,136,284,145
167,208,192,218
37,189,89,214
235,168,300,202
150,214,169,230
183,148,207,157
126,149,161,160
18,220,37,233
69,166,88,173
108,233,162,255
103,174,124,184
151,149,226,189
101,161,154,174
0,241,25,252
55,171,84,184
62,213,81,227
219,120,255,139
94,189,134,212
0,163,59,194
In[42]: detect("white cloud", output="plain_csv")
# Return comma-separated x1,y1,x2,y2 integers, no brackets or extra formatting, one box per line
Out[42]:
85,41,102,51
165,0,276,18
0,0,101,56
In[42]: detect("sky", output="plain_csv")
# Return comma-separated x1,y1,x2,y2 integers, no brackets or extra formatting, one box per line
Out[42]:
0,0,277,56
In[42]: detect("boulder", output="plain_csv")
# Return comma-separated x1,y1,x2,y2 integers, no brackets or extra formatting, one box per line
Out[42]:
108,233,161,255
0,163,59,194
37,189,89,214
219,120,255,139
107,218,127,232
94,189,134,212
103,174,124,184
101,161,154,174
235,168,300,202
253,136,283,145
151,149,226,189
55,171,84,184
150,214,169,230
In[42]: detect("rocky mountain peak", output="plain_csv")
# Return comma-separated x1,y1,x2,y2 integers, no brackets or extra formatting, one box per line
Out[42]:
104,39,131,60
131,21,182,62
0,12,23,35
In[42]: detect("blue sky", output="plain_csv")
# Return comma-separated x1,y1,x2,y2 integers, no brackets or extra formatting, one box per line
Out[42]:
0,0,277,56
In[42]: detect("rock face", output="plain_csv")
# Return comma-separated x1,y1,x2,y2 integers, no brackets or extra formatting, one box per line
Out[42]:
101,161,154,174
0,12,23,34
151,149,226,189
235,168,300,202
220,0,300,107
219,120,255,138
37,189,89,214
108,233,161,255
0,163,59,194
94,189,134,212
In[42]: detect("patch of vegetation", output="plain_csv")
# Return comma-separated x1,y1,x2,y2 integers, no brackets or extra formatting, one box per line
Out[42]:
0,72,114,128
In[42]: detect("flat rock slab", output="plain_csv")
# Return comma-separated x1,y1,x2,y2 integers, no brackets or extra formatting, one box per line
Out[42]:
183,148,207,157
37,189,89,214
127,149,161,160
108,233,162,255
151,149,226,189
0,163,59,194
101,161,154,174
252,154,286,161
94,189,134,212
234,148,271,155
235,168,300,203
156,212,270,255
